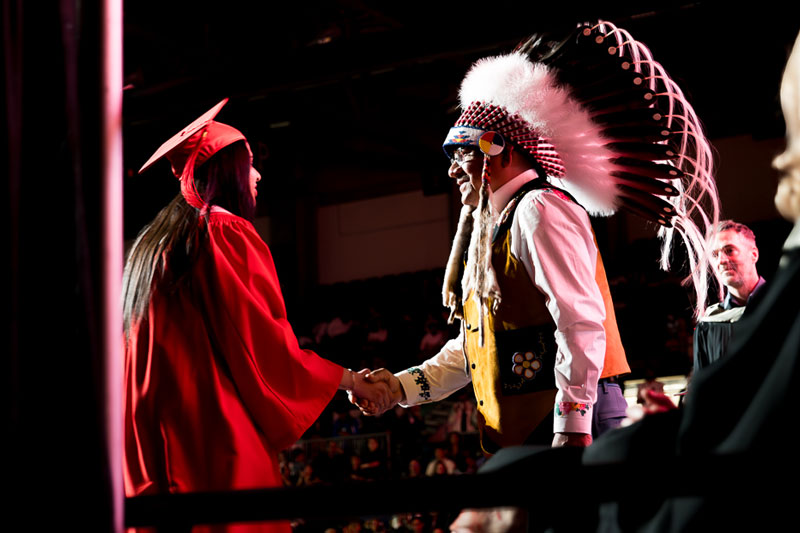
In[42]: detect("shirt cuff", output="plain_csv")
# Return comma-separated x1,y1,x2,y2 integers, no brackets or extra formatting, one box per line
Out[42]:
553,401,593,434
396,367,433,406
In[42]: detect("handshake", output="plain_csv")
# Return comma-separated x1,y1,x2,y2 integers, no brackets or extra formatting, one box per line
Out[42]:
345,368,405,416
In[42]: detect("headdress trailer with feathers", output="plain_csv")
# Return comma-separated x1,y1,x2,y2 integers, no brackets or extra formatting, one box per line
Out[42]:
442,21,720,341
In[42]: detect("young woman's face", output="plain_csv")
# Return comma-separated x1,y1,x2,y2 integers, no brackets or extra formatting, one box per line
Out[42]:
249,165,261,201
247,143,261,201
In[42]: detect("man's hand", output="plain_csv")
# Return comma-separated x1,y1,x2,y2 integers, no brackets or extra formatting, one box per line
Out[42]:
365,368,405,405
552,432,592,448
346,369,393,415
349,368,404,416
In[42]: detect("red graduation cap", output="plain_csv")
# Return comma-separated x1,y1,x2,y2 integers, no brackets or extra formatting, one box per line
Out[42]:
138,98,247,209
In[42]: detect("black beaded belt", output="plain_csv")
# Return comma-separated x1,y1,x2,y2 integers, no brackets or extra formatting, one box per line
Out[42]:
599,375,618,384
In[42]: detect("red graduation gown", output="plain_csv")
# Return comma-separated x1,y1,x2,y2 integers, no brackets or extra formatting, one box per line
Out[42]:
124,211,342,532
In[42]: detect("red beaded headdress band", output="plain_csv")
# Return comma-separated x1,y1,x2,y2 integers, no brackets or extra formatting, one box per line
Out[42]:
446,102,567,178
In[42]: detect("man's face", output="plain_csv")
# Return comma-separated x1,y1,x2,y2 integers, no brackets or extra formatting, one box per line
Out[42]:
710,230,759,290
448,146,483,207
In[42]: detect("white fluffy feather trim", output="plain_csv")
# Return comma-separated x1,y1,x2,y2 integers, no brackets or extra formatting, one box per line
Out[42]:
459,53,619,215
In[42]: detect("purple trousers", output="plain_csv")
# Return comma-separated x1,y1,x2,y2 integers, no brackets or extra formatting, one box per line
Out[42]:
591,380,628,439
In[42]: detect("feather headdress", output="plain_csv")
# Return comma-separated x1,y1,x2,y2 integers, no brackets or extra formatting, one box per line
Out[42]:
442,21,720,320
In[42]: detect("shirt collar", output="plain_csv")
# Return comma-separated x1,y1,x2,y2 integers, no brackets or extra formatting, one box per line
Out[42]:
490,169,540,214
722,276,766,309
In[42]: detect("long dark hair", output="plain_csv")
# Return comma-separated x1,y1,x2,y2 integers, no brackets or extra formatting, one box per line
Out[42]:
123,140,255,336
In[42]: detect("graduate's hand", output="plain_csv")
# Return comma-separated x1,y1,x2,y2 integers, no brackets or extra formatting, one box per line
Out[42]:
364,368,405,415
347,368,404,416
348,369,394,415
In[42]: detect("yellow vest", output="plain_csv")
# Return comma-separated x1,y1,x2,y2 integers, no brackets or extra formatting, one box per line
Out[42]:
463,180,629,452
